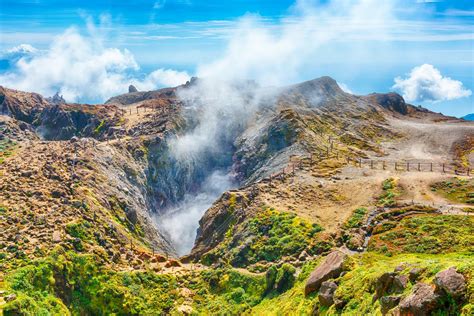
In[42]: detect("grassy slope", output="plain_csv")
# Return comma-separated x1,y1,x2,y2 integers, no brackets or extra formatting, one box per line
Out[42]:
2,212,473,315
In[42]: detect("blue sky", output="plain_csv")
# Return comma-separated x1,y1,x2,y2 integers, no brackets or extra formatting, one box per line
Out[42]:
0,0,473,116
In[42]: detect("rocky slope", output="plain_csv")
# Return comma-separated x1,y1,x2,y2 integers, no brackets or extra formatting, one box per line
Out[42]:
0,77,473,315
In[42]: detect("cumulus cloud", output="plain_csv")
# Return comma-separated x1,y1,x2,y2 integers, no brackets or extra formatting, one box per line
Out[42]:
0,28,190,103
393,64,472,103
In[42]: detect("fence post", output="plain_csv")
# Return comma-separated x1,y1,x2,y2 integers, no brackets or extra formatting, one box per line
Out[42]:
129,108,131,115
468,169,470,177
442,163,445,173
383,161,386,170
418,163,421,171
359,158,362,168
407,162,410,171
371,160,374,169
395,162,397,170
430,163,433,172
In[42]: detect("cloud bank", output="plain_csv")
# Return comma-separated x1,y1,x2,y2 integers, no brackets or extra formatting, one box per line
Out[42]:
393,64,472,103
0,28,190,103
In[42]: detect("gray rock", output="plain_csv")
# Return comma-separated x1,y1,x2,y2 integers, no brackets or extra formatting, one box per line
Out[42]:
408,267,424,283
434,267,466,299
380,295,401,315
5,293,17,302
398,282,439,316
393,275,408,291
374,272,396,301
318,281,338,307
305,251,347,295
128,85,138,93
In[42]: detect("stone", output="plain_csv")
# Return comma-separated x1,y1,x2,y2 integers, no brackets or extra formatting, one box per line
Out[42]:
398,282,439,316
165,259,182,268
393,275,408,291
5,293,17,302
434,267,466,299
380,295,401,315
52,230,61,243
318,281,338,307
408,267,423,283
305,250,347,295
373,272,396,301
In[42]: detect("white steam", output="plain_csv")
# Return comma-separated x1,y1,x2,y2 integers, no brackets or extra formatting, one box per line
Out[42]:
156,0,401,255
156,171,235,255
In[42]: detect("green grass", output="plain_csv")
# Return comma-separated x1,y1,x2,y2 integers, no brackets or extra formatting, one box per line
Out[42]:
377,178,401,207
369,215,474,255
0,138,17,163
201,208,330,267
344,207,368,229
431,177,474,204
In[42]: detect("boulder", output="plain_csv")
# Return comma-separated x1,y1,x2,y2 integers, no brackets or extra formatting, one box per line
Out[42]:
305,250,347,295
380,295,401,315
52,230,61,243
398,282,439,316
434,267,466,299
318,281,338,307
408,267,424,283
393,275,408,291
374,272,396,301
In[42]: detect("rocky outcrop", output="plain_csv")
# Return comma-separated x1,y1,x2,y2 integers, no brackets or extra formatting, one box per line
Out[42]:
367,93,408,115
129,85,138,93
305,251,347,295
398,282,440,316
318,281,338,307
434,267,466,299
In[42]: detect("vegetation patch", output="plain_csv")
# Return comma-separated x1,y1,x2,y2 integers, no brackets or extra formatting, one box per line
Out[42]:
431,177,474,204
0,138,17,163
368,215,474,255
343,207,367,229
201,208,331,267
377,178,402,207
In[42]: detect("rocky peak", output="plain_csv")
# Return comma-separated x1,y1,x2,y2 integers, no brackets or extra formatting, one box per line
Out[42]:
366,92,408,115
46,91,66,105
129,85,138,93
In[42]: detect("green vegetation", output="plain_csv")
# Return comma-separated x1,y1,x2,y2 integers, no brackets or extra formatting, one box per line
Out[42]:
65,220,93,251
93,120,105,135
431,177,474,204
378,178,401,207
0,137,17,163
1,249,303,315
343,207,367,229
369,215,474,255
201,208,330,267
329,252,474,315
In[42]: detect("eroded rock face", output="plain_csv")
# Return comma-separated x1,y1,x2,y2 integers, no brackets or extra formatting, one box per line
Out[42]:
305,251,347,295
398,282,440,316
434,267,466,299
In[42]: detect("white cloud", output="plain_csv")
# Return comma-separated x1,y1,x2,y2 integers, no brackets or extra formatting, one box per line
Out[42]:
392,64,472,103
0,28,190,102
153,0,166,9
6,44,38,55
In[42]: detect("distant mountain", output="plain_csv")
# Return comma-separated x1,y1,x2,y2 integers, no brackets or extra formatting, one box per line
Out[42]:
462,113,474,121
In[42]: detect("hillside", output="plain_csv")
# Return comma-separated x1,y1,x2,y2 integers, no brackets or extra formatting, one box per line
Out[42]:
0,77,473,315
